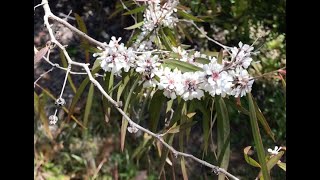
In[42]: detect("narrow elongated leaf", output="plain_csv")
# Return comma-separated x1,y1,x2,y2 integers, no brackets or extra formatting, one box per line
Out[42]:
159,29,173,51
243,146,261,168
181,157,188,180
149,90,167,132
277,162,286,171
163,27,177,46
193,100,210,154
248,93,270,180
74,13,90,63
257,151,285,179
124,21,144,30
253,97,276,142
177,10,204,22
132,133,153,159
121,78,140,151
74,13,88,34
67,66,100,122
34,92,40,114
217,49,223,64
177,23,193,43
163,59,202,72
37,93,53,140
166,121,197,134
117,74,130,102
195,57,210,64
215,96,230,180
225,97,275,141
169,99,184,127
123,5,146,15
83,83,94,128
159,134,175,176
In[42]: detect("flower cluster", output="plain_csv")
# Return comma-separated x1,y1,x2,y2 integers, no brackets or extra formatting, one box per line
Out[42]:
133,0,179,51
142,0,179,32
95,37,255,100
93,37,136,75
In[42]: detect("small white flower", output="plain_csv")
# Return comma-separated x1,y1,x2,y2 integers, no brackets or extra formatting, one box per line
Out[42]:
157,67,183,99
127,125,139,133
202,62,233,97
268,146,282,155
95,36,136,75
136,52,161,88
181,72,205,101
49,115,58,125
231,42,254,69
230,67,254,97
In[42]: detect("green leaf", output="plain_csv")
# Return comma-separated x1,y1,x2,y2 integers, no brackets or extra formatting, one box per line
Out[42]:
243,146,261,168
71,154,84,163
37,93,53,140
195,57,210,64
217,49,223,64
117,73,130,102
193,100,210,154
132,134,153,159
123,5,146,15
247,93,270,180
163,27,178,47
166,121,197,134
169,99,184,127
124,21,144,30
257,151,285,179
215,96,230,180
224,98,249,115
177,22,193,43
177,10,204,22
149,90,167,132
121,78,140,152
83,83,94,129
225,97,275,141
67,66,100,123
74,13,88,34
277,162,286,171
74,13,90,63
59,50,77,93
253,98,276,142
159,29,173,51
163,59,202,72
181,157,188,180
159,134,175,176
34,92,40,114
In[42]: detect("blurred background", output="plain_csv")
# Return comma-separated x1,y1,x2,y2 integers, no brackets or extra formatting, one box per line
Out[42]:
34,0,286,179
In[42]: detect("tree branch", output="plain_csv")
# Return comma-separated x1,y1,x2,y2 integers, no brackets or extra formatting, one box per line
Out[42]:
38,1,239,179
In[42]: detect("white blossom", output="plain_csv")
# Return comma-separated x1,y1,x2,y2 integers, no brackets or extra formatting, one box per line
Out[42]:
157,67,183,99
268,146,282,155
231,42,254,69
202,62,233,97
181,72,205,101
94,36,136,75
136,52,161,87
229,67,254,97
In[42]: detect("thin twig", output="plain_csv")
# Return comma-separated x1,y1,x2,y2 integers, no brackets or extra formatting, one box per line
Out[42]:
251,66,286,80
39,1,239,179
179,19,232,50
34,67,54,87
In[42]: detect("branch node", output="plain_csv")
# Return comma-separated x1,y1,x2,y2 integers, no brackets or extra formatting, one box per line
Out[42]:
212,167,220,175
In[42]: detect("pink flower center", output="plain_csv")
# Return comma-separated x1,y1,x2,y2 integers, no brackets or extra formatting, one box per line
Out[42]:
212,72,219,81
